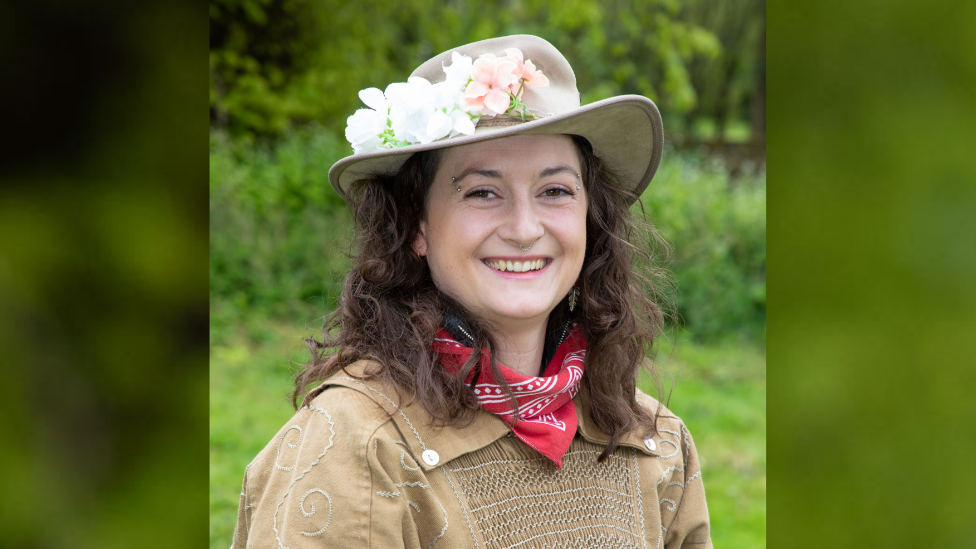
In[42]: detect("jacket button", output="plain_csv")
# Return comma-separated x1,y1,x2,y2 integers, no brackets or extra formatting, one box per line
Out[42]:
644,438,656,451
422,449,440,466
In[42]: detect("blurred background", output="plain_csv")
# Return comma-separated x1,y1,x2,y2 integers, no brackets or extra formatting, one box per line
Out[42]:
3,0,974,548
0,1,208,548
209,1,766,548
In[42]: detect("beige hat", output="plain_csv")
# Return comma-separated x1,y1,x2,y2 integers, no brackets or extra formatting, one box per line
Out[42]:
329,34,663,202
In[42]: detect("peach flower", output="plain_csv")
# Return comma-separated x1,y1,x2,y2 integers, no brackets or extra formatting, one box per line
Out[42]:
501,48,526,84
500,48,549,95
463,54,519,115
520,59,549,88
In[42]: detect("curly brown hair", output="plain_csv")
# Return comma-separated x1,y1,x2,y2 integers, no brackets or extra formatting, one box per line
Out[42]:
294,135,673,460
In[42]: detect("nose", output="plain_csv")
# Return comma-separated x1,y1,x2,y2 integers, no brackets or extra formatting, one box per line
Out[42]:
497,192,544,249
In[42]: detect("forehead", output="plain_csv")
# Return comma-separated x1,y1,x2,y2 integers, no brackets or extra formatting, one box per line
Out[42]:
439,134,579,172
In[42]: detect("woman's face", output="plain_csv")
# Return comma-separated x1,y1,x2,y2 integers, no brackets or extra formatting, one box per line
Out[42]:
414,134,587,331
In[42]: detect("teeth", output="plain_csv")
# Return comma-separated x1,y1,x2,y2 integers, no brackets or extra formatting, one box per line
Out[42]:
486,259,547,272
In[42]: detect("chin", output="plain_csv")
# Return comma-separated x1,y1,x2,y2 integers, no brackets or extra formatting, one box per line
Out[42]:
485,302,554,322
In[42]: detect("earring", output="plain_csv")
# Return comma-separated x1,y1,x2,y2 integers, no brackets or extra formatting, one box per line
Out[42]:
568,280,580,312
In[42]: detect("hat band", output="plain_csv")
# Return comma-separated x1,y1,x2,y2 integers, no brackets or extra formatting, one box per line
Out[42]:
476,116,528,128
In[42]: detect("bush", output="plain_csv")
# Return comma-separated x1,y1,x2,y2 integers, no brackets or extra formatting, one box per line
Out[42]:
641,152,766,343
209,124,352,319
210,129,766,343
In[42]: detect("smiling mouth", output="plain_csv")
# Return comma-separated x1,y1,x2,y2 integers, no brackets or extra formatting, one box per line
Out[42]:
484,258,550,273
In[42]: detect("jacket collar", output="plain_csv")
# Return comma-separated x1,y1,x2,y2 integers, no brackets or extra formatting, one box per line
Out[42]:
573,383,663,457
319,360,659,471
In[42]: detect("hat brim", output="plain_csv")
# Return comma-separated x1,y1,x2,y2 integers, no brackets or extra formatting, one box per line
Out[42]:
328,95,663,203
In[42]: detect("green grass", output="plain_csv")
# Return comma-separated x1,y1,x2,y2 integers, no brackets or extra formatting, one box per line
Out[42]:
209,303,323,547
209,310,765,549
642,332,766,548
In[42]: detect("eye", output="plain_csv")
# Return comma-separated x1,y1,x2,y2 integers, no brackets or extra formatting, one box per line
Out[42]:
465,188,496,200
542,186,574,198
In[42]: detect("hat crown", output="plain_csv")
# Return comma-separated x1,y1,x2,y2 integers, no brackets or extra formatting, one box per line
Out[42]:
411,35,580,122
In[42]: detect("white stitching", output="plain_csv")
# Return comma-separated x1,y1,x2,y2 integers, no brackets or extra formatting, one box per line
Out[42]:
657,429,680,460
501,523,640,549
376,491,402,498
299,489,333,536
442,467,481,549
659,498,677,513
401,451,421,471
447,457,546,473
479,505,641,535
682,425,691,461
272,406,336,549
428,496,450,549
274,425,304,471
634,448,648,549
474,493,637,524
656,465,684,487
395,481,431,489
349,379,428,450
469,485,637,514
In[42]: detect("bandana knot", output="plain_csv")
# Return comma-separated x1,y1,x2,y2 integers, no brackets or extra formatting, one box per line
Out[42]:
433,325,586,468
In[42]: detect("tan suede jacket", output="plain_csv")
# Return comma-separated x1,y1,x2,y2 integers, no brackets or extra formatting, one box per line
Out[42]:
231,361,711,548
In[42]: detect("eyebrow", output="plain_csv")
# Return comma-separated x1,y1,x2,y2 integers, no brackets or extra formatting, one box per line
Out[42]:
539,165,578,178
454,165,578,182
454,168,503,182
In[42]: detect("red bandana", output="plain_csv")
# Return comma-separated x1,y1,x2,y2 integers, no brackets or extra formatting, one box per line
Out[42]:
433,325,586,468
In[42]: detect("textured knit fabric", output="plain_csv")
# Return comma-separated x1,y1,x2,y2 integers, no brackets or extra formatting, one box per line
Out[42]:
433,325,585,468
231,360,712,549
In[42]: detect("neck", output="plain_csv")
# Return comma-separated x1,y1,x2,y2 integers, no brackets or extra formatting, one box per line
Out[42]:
490,318,548,377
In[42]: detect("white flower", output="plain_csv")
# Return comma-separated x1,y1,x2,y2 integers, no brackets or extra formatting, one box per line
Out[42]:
345,107,387,153
344,58,480,152
345,87,391,154
425,110,454,142
386,77,434,143
448,109,476,137
386,77,476,144
442,52,473,89
358,87,388,112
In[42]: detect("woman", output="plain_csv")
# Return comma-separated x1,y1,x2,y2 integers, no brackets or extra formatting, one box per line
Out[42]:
232,35,710,548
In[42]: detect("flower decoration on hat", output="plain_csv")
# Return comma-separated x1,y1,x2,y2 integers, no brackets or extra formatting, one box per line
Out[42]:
345,48,549,154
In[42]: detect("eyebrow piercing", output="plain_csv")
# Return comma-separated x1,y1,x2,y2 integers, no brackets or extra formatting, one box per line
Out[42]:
452,176,461,192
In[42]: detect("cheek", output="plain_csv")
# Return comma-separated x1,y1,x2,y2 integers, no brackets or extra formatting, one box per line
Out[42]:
425,211,495,281
548,207,587,260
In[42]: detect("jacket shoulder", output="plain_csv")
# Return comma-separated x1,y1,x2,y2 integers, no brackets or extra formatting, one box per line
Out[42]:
635,386,685,430
234,383,396,548
634,388,712,548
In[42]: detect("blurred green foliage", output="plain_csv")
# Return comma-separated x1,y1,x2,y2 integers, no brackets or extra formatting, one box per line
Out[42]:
767,2,976,547
209,126,766,342
209,125,351,319
210,0,765,145
643,154,766,341
2,2,209,548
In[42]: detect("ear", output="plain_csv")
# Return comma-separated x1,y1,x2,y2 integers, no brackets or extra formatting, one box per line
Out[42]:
412,220,429,257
